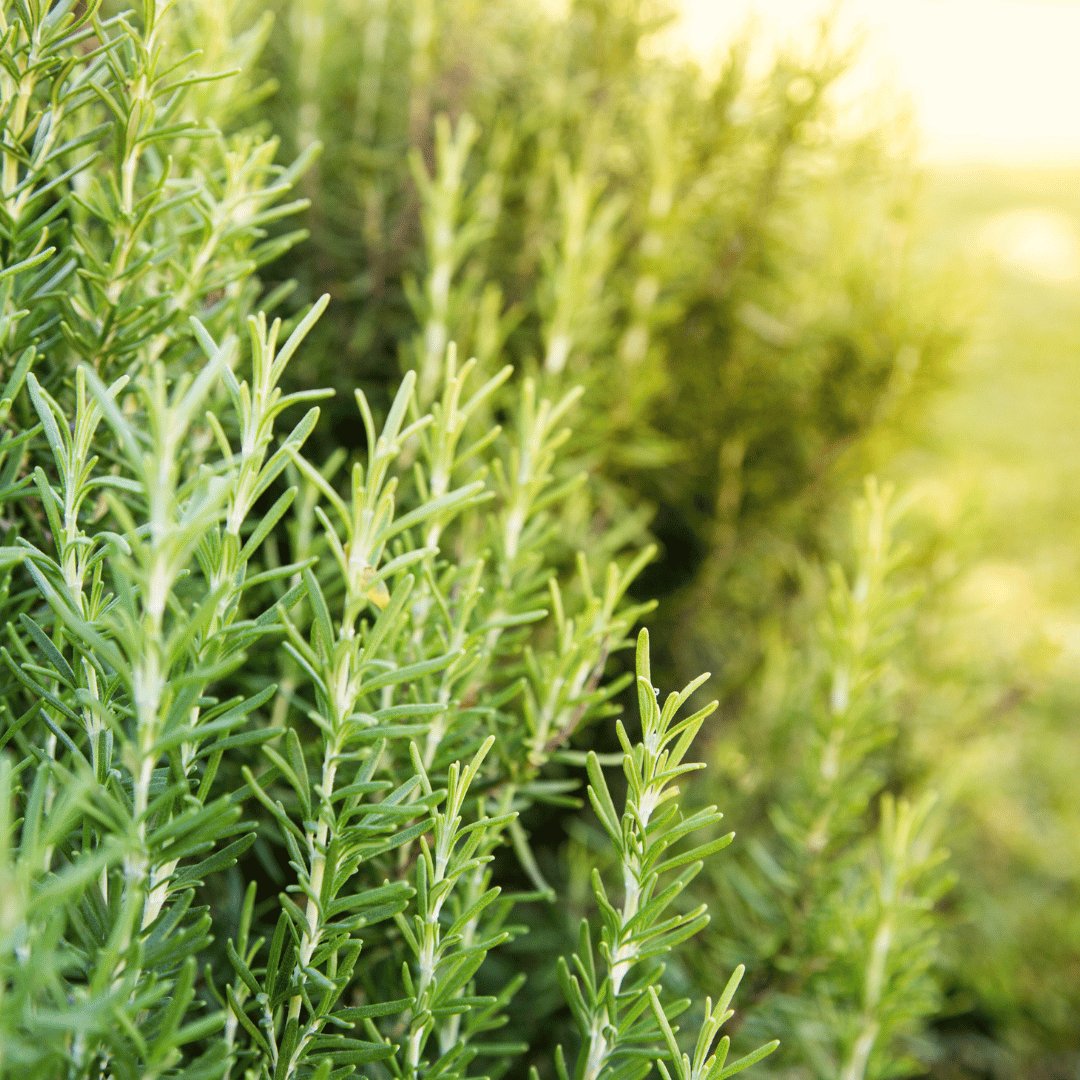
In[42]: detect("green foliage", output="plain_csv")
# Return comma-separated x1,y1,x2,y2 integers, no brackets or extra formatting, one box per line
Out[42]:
252,0,960,696
699,483,950,1079
1,0,992,1077
0,0,308,384
0,4,790,1078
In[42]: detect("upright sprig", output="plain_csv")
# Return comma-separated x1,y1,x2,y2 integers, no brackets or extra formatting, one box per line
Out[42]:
390,737,518,1078
1,0,105,356
778,481,917,867
405,114,502,407
539,160,624,379
648,968,779,1080
703,481,949,1078
553,629,778,1080
836,795,947,1080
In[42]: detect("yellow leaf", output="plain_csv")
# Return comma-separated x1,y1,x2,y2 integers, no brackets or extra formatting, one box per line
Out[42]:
358,564,390,610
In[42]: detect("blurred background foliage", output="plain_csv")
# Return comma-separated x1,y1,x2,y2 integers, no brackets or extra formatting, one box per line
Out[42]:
890,167,1080,1077
252,0,961,700
99,0,1076,1074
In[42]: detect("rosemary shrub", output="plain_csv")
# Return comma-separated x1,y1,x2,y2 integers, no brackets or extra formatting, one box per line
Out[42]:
254,0,961,699
0,3,785,1077
698,483,950,1078
246,3,960,1068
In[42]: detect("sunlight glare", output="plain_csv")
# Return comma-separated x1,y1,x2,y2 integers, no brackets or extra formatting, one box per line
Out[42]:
676,0,1080,164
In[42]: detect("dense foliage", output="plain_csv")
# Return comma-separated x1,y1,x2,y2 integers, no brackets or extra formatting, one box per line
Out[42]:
4,0,1052,1078
0,3,780,1076
252,0,958,696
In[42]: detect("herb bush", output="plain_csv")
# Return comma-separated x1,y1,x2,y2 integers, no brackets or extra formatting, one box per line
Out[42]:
249,2,963,1067
253,0,959,698
693,482,951,1078
0,1,959,1078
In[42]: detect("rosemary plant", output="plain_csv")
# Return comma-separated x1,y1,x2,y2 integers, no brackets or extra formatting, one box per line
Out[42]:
699,483,950,1079
1,4,781,1078
255,0,961,701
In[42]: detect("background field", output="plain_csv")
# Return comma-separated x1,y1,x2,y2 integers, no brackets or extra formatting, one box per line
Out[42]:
898,165,1080,1074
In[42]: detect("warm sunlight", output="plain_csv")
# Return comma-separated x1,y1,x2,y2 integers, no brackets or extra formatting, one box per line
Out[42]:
678,0,1080,163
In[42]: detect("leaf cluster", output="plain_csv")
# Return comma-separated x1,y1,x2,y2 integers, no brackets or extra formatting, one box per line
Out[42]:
0,6,775,1080
695,483,951,1080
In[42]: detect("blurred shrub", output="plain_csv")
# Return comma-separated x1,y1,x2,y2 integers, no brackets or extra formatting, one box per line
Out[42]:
252,0,962,697
695,483,951,1078
249,1,966,1072
897,515,1080,1079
